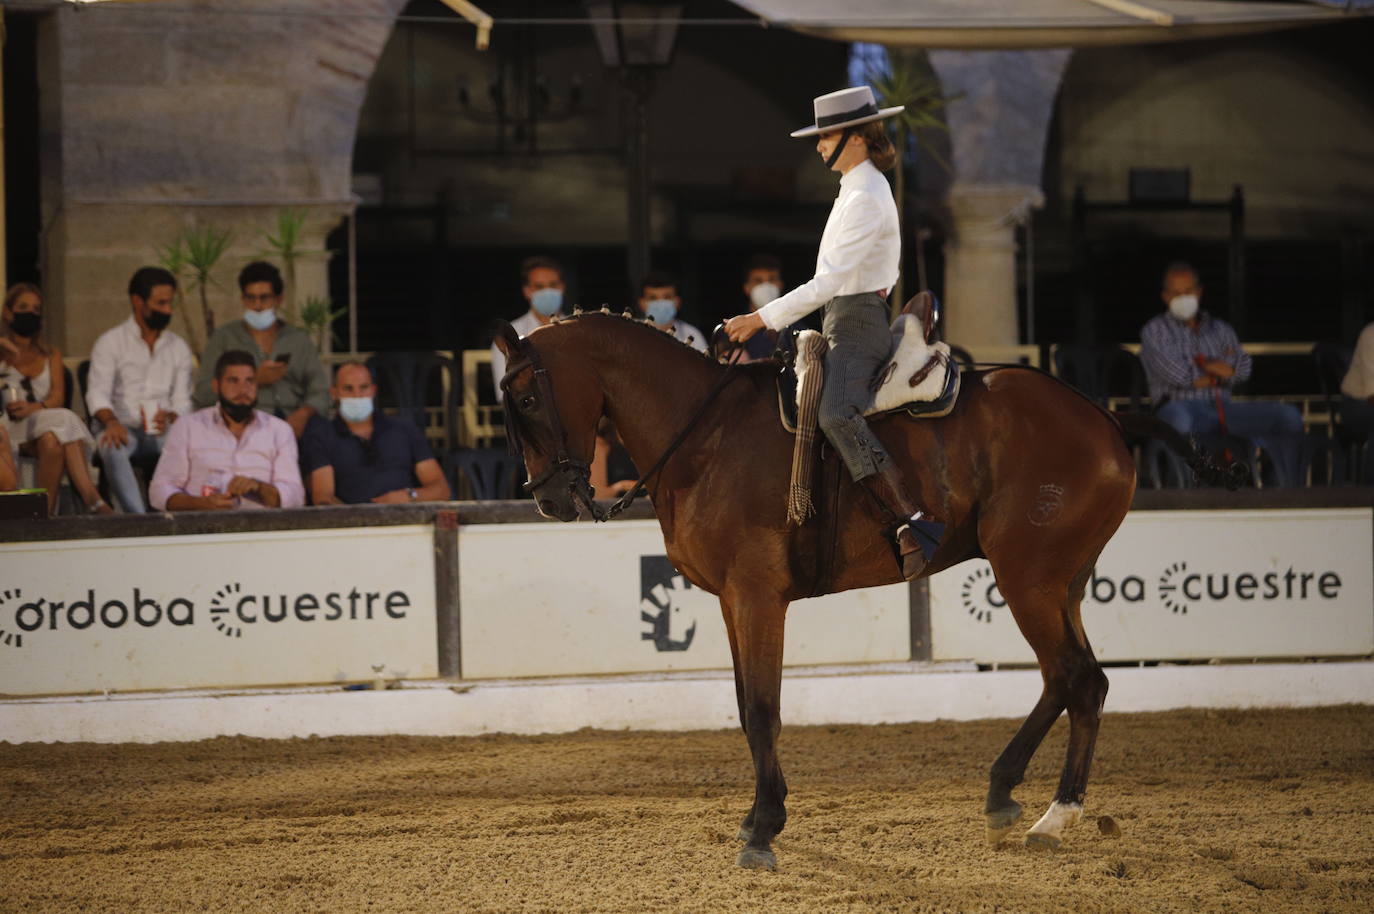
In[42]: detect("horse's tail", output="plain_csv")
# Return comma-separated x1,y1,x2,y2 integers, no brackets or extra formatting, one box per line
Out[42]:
1115,412,1244,489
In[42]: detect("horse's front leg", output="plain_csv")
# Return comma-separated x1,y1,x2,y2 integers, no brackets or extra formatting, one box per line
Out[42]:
725,589,789,870
720,598,758,843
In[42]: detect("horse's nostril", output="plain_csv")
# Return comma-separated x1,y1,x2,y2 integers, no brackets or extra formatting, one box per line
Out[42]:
538,499,557,516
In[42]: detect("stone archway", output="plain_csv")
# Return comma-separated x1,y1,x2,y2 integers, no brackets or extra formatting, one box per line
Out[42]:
42,0,410,355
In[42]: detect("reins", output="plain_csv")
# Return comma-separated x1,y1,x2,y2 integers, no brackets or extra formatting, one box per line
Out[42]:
596,342,746,522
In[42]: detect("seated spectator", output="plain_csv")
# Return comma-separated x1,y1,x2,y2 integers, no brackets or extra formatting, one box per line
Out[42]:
152,350,304,511
740,253,787,362
0,283,111,514
589,418,637,499
0,424,17,492
192,261,328,437
86,266,194,513
490,255,567,402
301,362,450,505
1140,261,1304,485
1340,321,1374,439
639,271,707,353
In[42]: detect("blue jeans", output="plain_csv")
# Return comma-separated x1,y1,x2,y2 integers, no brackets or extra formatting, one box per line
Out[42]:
1157,398,1305,487
92,421,163,513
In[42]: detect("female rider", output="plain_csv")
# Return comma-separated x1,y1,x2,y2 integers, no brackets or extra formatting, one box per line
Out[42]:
724,86,942,578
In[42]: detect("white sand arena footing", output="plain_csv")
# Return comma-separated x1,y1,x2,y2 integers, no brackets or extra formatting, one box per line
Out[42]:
2,660,1371,744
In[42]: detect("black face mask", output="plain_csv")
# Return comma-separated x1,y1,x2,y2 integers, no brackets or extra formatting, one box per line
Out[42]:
218,396,256,424
9,312,41,338
144,310,172,332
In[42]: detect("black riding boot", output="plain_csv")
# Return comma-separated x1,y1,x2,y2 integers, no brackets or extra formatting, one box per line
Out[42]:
860,464,945,580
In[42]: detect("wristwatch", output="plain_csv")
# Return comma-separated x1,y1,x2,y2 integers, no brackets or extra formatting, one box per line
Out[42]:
407,488,418,502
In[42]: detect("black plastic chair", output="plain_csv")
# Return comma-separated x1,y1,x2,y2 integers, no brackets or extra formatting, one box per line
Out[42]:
1311,341,1368,481
366,350,456,448
1053,345,1148,411
1141,438,1194,488
444,447,523,500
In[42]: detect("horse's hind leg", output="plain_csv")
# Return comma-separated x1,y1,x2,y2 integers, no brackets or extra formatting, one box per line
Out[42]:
724,589,789,870
985,563,1109,850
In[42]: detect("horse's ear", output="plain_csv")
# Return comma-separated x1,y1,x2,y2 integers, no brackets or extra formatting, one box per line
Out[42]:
493,320,523,358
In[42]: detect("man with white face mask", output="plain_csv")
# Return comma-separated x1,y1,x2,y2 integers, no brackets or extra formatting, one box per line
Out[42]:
740,253,787,362
490,256,567,403
301,362,449,505
637,270,706,353
192,261,329,438
1141,261,1304,486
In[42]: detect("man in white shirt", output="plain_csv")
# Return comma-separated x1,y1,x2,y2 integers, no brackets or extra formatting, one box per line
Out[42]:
490,256,567,403
638,271,707,353
86,266,194,513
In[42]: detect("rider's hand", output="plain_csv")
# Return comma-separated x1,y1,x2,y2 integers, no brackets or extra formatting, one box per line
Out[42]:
724,312,765,343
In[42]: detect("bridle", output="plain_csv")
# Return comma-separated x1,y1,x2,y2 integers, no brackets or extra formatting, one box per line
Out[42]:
500,340,595,506
500,328,745,523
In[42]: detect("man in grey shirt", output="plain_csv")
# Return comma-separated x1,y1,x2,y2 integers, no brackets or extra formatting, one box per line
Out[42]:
192,261,330,438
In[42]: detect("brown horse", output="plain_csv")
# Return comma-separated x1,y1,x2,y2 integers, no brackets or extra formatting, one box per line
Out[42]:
495,311,1137,870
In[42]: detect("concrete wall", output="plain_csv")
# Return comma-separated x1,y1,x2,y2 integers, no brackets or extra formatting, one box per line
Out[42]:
39,0,408,358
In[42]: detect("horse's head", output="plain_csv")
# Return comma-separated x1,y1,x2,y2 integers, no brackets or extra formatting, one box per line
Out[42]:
494,320,604,521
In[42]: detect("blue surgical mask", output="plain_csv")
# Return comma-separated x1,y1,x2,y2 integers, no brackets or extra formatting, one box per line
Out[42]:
530,288,563,317
243,308,276,331
645,298,677,327
339,397,374,423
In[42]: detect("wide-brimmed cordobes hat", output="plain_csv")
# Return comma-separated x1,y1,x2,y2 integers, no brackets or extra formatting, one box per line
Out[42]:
790,86,905,139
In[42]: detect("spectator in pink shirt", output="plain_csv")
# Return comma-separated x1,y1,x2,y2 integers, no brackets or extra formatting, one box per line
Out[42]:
150,350,304,511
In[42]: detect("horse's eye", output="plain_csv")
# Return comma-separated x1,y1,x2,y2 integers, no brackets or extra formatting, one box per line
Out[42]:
519,395,537,411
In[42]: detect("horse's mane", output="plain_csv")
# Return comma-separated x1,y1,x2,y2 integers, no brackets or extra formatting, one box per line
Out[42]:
531,308,721,366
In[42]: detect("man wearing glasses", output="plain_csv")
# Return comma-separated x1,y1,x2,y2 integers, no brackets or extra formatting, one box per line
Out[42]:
192,261,329,438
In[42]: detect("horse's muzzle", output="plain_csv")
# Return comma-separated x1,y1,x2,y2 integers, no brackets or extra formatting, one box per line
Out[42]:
531,467,596,523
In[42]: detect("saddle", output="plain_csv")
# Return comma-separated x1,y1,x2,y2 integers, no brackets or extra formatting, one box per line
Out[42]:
776,291,961,434
780,292,961,526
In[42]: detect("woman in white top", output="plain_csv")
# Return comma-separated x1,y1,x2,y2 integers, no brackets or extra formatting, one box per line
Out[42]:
1,283,111,514
724,87,941,579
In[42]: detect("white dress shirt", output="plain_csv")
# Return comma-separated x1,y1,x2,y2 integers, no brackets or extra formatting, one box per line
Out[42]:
490,309,558,403
757,158,901,332
85,317,194,427
1341,322,1374,400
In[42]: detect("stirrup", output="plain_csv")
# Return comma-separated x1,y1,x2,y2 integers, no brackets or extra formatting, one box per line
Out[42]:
902,513,945,561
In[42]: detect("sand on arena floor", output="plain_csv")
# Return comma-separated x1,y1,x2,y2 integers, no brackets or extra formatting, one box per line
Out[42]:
1,705,1372,913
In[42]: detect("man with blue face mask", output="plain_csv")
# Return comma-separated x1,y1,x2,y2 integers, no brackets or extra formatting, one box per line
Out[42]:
192,261,330,438
301,362,450,505
489,256,567,403
1141,261,1304,486
637,271,706,353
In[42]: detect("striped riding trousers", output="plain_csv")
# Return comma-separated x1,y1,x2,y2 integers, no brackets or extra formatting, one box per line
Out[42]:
818,291,893,482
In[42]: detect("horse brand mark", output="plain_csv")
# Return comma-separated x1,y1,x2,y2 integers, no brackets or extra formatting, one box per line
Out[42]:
1027,484,1065,527
960,567,1006,623
640,556,697,651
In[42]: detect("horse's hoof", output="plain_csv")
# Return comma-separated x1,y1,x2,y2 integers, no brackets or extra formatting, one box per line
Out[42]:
1024,832,1062,851
735,847,777,871
736,825,753,842
985,805,1023,846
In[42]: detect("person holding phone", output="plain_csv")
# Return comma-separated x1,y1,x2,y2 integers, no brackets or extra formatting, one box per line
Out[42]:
192,261,329,438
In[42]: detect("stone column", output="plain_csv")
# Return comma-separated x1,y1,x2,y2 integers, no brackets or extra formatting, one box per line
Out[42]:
942,184,1042,348
929,49,1071,350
